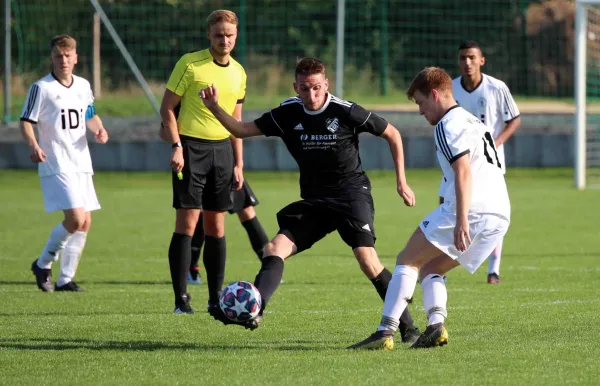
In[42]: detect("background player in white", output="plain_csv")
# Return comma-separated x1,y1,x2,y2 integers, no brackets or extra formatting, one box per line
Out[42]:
20,34,109,292
450,40,520,284
349,67,510,350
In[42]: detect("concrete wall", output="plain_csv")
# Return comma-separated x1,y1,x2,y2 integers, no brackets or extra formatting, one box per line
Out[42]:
0,133,573,171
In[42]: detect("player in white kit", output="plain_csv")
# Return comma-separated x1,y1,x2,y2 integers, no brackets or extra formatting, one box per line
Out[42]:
20,35,109,292
349,67,510,350
449,40,520,284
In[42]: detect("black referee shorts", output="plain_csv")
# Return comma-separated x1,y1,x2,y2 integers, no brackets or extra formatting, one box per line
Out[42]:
228,180,260,214
276,197,376,253
172,136,234,211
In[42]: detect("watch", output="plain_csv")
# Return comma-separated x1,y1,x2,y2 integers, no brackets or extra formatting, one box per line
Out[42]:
172,141,182,149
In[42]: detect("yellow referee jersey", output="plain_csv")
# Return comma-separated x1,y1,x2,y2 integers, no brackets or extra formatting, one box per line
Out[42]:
166,49,246,140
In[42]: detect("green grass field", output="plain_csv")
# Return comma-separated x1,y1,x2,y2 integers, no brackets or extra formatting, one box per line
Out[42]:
1,169,599,385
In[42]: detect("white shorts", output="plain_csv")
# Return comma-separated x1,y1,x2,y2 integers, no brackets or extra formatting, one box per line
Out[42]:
40,172,101,213
419,206,509,274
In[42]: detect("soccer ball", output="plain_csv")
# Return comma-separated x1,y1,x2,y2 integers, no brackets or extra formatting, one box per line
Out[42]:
219,281,262,322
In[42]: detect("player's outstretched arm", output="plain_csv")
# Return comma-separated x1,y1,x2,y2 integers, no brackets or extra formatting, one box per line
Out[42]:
199,85,262,138
86,115,109,144
380,124,415,207
19,120,46,163
452,155,472,252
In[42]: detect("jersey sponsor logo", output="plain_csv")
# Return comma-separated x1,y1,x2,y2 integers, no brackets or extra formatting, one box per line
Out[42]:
300,134,337,141
300,134,309,141
60,108,84,130
294,123,304,130
326,117,339,133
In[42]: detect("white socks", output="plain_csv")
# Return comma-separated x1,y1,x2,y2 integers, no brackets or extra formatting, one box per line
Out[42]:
37,223,73,269
378,265,418,331
487,238,504,275
421,274,448,326
57,231,87,287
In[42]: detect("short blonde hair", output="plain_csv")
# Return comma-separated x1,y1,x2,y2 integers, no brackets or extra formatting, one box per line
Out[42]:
207,10,239,29
50,34,77,52
406,67,453,100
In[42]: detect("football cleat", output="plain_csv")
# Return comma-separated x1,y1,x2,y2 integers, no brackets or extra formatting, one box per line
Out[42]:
347,330,395,350
401,327,421,346
188,266,202,285
207,302,262,330
410,323,448,349
31,260,54,292
55,281,84,292
487,273,501,285
174,293,195,314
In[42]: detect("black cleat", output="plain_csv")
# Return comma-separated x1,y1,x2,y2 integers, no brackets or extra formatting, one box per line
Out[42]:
174,293,195,314
55,281,84,292
31,260,53,292
347,330,395,350
487,273,501,284
410,323,448,349
207,302,262,330
401,327,421,345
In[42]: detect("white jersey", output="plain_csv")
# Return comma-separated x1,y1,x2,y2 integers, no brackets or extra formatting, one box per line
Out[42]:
452,74,519,172
20,73,95,177
434,106,510,220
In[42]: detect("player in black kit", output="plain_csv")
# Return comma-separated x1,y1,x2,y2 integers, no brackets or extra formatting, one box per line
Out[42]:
200,57,420,344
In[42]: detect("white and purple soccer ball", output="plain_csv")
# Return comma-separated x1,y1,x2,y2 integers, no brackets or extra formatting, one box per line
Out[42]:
219,281,262,322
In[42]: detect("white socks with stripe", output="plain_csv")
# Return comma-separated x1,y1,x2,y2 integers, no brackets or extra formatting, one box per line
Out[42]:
37,223,73,269
378,265,418,332
421,273,448,326
487,238,504,275
57,231,87,287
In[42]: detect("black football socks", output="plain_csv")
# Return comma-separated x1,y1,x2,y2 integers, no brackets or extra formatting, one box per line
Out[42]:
168,233,192,306
253,255,284,312
241,217,269,260
190,213,205,268
203,235,226,304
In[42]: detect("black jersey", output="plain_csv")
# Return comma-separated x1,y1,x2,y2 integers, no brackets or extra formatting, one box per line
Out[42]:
254,93,388,199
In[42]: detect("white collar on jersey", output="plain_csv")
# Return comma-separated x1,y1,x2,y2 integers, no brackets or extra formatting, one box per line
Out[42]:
302,92,332,115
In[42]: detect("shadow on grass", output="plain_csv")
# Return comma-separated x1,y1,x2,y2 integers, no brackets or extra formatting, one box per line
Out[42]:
0,337,341,351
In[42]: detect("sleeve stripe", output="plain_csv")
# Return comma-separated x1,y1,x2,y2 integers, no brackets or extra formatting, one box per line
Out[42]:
435,122,453,161
269,111,285,135
501,87,517,117
449,149,470,164
355,112,372,128
23,84,40,119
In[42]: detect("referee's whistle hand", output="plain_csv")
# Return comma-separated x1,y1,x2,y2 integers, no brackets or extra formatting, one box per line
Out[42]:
170,147,184,173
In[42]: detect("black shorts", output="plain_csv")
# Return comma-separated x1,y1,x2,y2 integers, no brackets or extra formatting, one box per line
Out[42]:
228,180,260,214
276,197,376,253
172,136,234,211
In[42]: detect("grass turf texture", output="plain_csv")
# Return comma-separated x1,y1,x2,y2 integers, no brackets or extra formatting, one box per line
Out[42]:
0,169,599,385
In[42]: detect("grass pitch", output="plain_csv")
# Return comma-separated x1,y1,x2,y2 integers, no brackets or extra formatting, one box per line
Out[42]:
0,169,599,385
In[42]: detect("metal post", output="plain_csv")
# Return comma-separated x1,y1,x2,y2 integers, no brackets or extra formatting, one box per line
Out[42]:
575,0,587,190
4,0,11,123
88,0,160,116
380,0,388,96
238,0,246,66
335,0,345,98
93,12,101,98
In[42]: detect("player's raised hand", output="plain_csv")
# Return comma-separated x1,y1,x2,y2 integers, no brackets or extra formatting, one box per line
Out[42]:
199,84,219,109
454,217,471,252
95,127,109,144
29,145,47,163
398,183,416,207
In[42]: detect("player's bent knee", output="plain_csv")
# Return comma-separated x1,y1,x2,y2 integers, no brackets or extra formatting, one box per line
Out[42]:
263,235,296,259
237,206,255,222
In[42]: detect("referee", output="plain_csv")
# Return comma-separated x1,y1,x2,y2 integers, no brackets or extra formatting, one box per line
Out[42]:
159,9,246,314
